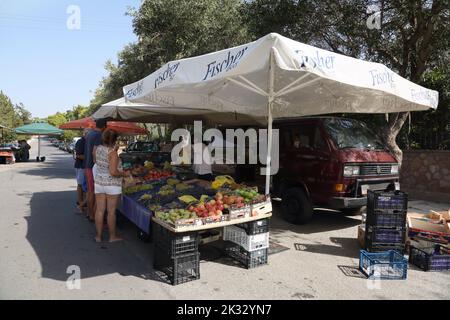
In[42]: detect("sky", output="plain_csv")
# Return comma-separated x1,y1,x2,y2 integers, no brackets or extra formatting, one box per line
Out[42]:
0,0,141,118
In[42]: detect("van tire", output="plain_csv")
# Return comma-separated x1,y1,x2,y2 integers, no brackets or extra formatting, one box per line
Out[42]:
341,206,365,216
281,187,313,224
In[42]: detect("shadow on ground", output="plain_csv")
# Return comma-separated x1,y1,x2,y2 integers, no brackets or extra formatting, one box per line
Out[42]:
269,203,361,236
18,153,74,180
293,237,361,259
27,190,167,283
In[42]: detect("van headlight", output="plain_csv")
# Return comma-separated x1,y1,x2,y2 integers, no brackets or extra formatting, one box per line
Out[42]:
391,164,399,174
343,165,360,177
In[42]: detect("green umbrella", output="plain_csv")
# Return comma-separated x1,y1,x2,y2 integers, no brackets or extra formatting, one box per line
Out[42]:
14,122,63,160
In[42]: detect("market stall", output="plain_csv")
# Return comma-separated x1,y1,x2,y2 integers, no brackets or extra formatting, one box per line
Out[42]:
93,32,439,285
14,122,63,162
121,163,272,284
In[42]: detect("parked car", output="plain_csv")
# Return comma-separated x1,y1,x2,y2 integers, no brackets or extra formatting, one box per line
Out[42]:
0,143,17,164
67,143,75,153
58,142,67,151
270,117,400,224
119,141,171,166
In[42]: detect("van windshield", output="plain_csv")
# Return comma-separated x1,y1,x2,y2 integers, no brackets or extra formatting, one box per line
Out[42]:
324,118,386,150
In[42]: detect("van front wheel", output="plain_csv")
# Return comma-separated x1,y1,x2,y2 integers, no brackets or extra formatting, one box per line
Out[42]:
281,188,313,224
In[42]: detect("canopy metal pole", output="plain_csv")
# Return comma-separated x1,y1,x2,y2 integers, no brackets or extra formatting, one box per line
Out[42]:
265,49,275,195
38,135,40,159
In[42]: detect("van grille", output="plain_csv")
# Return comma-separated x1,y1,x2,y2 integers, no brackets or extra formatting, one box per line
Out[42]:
360,164,393,176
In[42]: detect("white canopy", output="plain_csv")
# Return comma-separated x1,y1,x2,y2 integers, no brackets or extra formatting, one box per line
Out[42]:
93,97,266,125
122,33,438,118
113,32,439,194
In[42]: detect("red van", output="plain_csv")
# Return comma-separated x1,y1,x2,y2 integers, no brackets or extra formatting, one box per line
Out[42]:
272,117,400,224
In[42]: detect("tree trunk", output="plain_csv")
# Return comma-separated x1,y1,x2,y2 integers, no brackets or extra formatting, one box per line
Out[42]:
380,112,410,165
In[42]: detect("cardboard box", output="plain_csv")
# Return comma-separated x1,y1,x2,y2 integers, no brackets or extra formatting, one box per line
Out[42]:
430,210,450,222
357,225,365,248
408,217,450,244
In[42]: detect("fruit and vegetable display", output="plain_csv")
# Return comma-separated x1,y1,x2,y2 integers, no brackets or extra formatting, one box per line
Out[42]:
155,209,197,224
123,183,154,195
143,170,175,181
124,171,271,227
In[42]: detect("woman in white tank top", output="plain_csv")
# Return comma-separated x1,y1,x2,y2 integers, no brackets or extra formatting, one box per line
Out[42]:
93,129,130,243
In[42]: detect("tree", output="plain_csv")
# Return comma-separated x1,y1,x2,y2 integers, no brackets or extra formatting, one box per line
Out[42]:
87,0,250,115
0,91,32,142
47,112,68,128
243,0,450,163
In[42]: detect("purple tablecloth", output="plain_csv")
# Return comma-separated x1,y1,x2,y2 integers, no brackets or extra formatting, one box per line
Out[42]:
121,195,153,234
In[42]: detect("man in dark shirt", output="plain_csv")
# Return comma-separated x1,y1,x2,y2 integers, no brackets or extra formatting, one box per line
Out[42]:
84,118,107,221
75,130,87,212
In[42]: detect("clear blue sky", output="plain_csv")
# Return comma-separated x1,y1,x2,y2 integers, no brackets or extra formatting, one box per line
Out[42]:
0,0,141,118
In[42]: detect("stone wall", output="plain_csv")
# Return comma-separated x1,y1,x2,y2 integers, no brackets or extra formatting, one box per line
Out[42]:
401,150,450,203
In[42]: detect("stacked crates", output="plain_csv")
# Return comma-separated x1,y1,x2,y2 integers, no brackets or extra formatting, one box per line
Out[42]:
223,218,270,269
365,190,408,253
153,223,200,285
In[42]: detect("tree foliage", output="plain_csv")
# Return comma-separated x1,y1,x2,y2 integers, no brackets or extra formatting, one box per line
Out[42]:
0,91,32,142
88,0,450,159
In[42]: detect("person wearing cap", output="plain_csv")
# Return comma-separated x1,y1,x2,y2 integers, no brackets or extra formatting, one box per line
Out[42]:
84,118,107,221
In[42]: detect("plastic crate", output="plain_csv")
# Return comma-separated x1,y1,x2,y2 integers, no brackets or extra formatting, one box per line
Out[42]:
365,226,406,245
366,243,406,254
366,211,407,229
367,190,408,214
359,250,408,280
234,218,270,235
154,249,200,285
225,242,268,269
409,245,450,271
153,223,199,258
223,225,269,251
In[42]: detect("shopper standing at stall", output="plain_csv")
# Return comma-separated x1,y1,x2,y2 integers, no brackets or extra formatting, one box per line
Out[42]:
74,129,88,213
84,118,107,221
93,129,129,243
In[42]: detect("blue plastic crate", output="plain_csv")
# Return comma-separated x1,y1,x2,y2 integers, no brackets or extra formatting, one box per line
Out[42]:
359,250,408,280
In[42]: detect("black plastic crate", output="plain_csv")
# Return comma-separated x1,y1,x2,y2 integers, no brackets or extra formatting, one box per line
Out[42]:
153,223,199,258
367,190,408,214
154,249,200,285
409,245,450,271
366,243,406,254
234,218,270,235
365,226,406,245
366,211,407,229
225,242,268,269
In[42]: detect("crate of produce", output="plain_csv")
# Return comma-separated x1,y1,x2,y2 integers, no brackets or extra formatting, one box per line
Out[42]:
227,204,251,220
153,223,199,258
409,245,450,271
251,196,272,217
367,190,408,214
223,225,269,251
154,250,200,285
365,226,406,245
225,242,268,269
359,250,408,280
366,211,406,229
235,218,270,235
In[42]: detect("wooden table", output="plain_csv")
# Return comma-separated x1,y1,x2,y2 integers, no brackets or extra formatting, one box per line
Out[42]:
151,212,272,233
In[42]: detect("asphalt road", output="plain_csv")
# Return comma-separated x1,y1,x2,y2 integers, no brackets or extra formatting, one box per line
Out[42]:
0,138,449,300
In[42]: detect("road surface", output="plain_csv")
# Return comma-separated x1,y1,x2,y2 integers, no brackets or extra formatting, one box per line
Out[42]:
0,138,449,299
